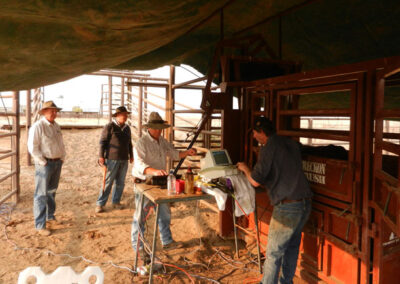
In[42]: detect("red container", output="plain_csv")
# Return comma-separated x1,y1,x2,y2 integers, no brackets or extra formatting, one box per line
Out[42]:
175,179,185,194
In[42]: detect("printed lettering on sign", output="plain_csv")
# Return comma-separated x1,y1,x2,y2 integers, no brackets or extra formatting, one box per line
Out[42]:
302,161,326,185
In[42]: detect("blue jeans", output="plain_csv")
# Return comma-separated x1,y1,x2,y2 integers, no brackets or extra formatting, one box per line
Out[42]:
261,199,311,284
131,185,173,250
96,159,128,206
33,160,63,229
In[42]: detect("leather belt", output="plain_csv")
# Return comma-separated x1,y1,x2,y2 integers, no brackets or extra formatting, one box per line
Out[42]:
278,197,310,205
45,157,61,161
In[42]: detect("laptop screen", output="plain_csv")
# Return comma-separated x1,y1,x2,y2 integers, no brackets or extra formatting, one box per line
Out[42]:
212,150,231,166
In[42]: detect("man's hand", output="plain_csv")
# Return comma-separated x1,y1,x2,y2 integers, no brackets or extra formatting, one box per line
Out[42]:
187,148,197,156
236,162,260,187
179,148,197,158
153,169,167,176
98,157,105,166
144,167,167,176
237,162,250,174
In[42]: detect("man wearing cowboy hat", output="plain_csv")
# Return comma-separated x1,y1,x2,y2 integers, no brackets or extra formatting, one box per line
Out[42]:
131,112,197,255
95,106,133,213
28,101,66,236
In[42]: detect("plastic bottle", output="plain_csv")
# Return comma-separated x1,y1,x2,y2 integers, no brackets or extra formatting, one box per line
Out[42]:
167,170,176,196
184,167,194,194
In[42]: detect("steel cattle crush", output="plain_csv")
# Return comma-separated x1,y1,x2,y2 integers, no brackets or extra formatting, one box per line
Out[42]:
226,56,400,284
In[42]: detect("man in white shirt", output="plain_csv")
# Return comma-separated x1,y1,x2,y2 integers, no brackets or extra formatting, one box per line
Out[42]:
28,101,66,236
131,112,196,258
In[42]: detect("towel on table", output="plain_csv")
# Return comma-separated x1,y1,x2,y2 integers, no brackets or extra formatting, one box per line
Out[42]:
201,186,228,211
228,174,255,217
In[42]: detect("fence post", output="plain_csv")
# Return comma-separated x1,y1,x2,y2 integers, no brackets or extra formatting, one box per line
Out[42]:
144,79,148,122
108,76,113,122
32,88,42,122
167,65,175,143
26,89,32,166
121,77,125,107
12,91,20,203
138,79,143,137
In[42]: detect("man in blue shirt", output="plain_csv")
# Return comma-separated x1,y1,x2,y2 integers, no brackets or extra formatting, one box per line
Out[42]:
237,117,312,284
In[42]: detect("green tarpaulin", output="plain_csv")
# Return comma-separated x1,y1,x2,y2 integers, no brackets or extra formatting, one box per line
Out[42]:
1,0,400,91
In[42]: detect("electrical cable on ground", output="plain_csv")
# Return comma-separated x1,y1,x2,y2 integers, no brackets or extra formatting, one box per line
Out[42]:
2,196,261,282
1,203,137,274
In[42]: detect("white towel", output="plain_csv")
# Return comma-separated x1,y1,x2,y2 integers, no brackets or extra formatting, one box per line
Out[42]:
227,174,256,217
201,185,228,211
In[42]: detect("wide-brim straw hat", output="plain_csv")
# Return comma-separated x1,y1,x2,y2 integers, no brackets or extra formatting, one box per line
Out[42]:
112,106,131,117
143,112,171,129
39,101,62,114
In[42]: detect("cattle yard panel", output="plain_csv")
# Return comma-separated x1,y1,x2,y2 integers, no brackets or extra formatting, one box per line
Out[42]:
0,91,20,206
239,57,400,283
371,59,400,284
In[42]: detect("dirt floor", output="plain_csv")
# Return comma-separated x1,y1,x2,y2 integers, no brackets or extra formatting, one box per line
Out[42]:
0,128,263,283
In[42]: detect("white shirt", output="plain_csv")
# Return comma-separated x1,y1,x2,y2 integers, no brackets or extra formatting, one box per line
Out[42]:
132,131,179,179
27,117,66,165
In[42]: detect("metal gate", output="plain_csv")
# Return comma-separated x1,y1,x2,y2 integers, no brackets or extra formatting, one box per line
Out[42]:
241,56,400,283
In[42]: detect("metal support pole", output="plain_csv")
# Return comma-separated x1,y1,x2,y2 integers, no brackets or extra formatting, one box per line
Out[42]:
148,205,160,284
173,110,212,175
133,192,145,272
11,91,20,203
144,80,148,122
128,78,135,125
100,84,104,116
108,76,113,122
253,206,262,273
121,77,125,107
138,79,143,137
167,65,175,143
26,89,32,166
32,88,42,122
278,16,282,59
232,197,239,258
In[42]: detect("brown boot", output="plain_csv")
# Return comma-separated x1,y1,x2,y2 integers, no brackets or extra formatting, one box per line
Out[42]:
112,203,124,210
95,206,104,213
162,241,184,250
37,229,51,236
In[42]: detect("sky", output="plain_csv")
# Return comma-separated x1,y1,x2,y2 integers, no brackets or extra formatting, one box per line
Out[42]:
0,65,208,112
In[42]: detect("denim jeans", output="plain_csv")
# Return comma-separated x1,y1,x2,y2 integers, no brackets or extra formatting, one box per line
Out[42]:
96,159,128,206
261,199,311,284
33,160,63,229
131,185,173,250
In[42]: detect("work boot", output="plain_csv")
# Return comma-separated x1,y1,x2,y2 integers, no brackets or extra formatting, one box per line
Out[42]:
162,240,184,250
95,205,104,213
37,228,51,236
112,203,124,210
47,217,57,224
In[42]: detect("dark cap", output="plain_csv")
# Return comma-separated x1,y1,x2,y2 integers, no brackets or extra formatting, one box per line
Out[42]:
253,116,276,136
112,106,131,117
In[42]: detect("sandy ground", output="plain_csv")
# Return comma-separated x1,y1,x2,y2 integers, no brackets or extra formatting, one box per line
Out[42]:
0,128,263,283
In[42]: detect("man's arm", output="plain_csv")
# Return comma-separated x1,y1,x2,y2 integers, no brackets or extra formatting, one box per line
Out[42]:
56,123,66,162
128,128,134,163
163,138,197,160
133,142,166,176
27,123,47,166
143,167,167,176
98,124,111,165
178,148,197,159
237,162,260,187
145,147,196,175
